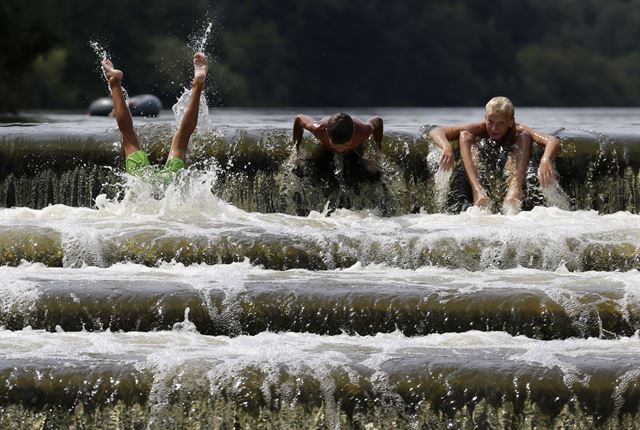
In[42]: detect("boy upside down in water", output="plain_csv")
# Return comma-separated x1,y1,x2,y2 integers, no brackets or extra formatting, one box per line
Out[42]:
429,96,560,213
101,52,208,178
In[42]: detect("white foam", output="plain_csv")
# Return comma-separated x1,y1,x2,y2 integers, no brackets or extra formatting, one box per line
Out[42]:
5,195,640,239
0,277,41,317
2,204,640,275
0,329,637,374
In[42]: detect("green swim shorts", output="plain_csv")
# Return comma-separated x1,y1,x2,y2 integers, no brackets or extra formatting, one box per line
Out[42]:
125,150,185,177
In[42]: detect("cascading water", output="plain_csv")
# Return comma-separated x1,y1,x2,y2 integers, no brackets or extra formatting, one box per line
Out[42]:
0,108,639,429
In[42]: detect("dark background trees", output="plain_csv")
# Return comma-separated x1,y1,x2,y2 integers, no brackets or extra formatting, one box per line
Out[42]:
2,0,640,112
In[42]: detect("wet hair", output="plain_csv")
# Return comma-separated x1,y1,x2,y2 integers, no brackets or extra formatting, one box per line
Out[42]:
485,96,515,118
327,112,354,145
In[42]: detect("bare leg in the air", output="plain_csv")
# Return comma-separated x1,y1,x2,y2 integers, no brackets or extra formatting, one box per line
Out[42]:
101,59,141,158
168,52,209,161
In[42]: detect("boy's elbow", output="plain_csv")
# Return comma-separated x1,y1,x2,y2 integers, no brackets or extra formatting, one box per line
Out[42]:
429,126,444,138
294,115,306,127
369,116,383,127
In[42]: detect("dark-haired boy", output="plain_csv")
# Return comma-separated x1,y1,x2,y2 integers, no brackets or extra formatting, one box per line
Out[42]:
292,113,383,171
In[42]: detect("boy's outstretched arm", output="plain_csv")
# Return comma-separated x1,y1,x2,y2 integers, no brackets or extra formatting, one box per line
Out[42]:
518,125,561,187
293,114,318,152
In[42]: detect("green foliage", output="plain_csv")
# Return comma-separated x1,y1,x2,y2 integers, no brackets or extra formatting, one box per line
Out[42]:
2,0,640,110
0,0,59,112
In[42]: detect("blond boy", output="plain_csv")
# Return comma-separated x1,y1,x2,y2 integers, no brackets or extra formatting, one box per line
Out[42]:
429,97,560,212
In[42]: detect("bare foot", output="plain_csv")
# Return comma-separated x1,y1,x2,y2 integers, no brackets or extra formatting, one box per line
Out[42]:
101,59,123,87
193,52,208,86
502,197,522,215
472,186,489,207
474,195,488,207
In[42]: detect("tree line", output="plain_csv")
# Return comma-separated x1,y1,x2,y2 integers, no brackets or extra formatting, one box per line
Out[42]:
2,0,640,112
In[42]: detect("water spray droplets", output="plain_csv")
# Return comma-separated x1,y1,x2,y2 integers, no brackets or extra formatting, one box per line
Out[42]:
89,41,111,91
89,40,129,99
89,40,109,61
191,22,213,54
173,308,198,333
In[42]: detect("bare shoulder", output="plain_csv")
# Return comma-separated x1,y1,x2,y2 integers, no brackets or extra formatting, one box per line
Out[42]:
514,123,532,138
516,123,545,139
446,121,486,137
295,114,318,129
516,123,560,147
353,117,373,132
314,116,332,130
515,123,533,133
463,121,486,132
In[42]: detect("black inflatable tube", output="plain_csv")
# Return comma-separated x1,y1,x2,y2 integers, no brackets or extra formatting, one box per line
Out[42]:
88,94,162,117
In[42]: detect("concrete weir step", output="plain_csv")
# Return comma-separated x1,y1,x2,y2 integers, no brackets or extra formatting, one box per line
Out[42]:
4,219,640,272
0,330,638,429
1,265,639,339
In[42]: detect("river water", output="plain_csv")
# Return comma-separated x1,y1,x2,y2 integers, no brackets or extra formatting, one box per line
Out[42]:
0,108,639,428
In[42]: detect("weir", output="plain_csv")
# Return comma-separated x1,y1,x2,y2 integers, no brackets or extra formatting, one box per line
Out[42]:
2,123,640,214
1,112,640,429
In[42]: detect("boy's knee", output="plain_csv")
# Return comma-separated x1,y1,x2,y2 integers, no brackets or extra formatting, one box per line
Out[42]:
518,131,533,147
459,130,474,143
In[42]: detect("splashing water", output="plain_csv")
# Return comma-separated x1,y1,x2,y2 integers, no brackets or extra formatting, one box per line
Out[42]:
191,22,213,54
427,146,452,211
172,308,198,333
89,40,109,61
93,166,242,223
542,180,572,210
89,41,110,90
433,168,452,209
89,40,128,99
172,89,210,134
179,21,215,132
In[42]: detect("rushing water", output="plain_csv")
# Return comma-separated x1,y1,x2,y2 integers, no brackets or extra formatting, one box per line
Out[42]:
0,108,640,428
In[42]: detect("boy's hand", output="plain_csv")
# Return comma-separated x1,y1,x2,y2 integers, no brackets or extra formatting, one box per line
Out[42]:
538,157,555,188
473,185,489,207
365,156,380,174
440,145,454,170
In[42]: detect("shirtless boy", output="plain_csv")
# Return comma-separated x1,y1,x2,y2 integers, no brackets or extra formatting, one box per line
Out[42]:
292,113,383,170
101,52,208,176
429,96,560,212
